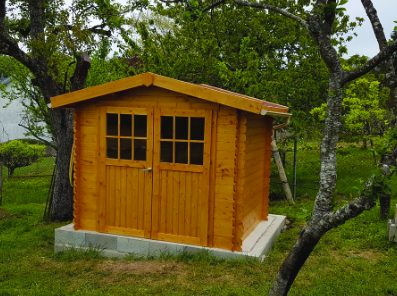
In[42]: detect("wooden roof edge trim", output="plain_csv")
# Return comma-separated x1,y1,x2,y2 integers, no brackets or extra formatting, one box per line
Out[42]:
50,72,154,108
199,84,263,103
152,75,263,114
200,84,289,110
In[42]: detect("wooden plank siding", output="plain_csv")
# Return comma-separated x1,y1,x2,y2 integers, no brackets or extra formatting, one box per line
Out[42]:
212,106,238,251
71,84,276,252
238,114,273,242
262,116,273,219
234,112,247,251
75,103,99,231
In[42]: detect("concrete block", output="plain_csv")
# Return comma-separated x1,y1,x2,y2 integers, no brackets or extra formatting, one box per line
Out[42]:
180,244,203,255
85,232,117,250
148,240,179,257
55,227,85,246
54,214,286,261
117,236,150,256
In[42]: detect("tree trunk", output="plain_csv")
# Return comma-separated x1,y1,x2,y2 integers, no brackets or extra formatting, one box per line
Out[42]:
363,138,367,149
379,193,391,220
51,108,75,221
269,72,345,295
370,139,377,165
269,227,324,296
9,167,15,177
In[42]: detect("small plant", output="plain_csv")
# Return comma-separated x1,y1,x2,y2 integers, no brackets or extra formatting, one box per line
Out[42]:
0,140,45,176
337,149,350,156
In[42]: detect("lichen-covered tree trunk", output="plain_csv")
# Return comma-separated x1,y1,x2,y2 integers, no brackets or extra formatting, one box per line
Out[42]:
269,74,345,295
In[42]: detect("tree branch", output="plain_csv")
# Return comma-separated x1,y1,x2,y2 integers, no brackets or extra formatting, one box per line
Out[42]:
0,1,37,73
52,25,112,37
202,0,228,13
29,0,45,41
232,0,309,30
361,0,397,112
18,124,57,150
344,39,397,83
70,52,91,92
361,0,388,49
322,165,392,230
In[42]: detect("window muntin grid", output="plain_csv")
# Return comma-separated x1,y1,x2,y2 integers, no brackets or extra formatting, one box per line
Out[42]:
106,113,148,161
160,116,205,165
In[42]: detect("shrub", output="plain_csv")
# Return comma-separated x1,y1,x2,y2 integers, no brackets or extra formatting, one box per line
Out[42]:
0,140,45,176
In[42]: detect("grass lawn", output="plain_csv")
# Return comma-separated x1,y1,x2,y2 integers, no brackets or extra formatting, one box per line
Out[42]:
1,150,397,295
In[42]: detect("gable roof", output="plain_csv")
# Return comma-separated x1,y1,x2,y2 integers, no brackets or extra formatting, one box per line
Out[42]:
50,72,290,117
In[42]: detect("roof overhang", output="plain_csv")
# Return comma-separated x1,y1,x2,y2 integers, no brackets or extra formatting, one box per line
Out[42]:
50,72,290,117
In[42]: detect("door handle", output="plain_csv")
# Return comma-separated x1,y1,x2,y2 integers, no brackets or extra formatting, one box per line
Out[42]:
141,167,152,172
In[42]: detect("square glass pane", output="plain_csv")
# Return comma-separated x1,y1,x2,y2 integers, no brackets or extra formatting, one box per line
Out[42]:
134,115,147,137
120,114,132,137
160,141,173,163
134,139,146,161
190,117,205,141
106,137,118,159
161,116,173,139
175,142,188,164
106,113,118,136
120,138,132,160
190,143,204,165
175,117,188,140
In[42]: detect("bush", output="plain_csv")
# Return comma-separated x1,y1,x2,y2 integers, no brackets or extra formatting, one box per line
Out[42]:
0,140,45,176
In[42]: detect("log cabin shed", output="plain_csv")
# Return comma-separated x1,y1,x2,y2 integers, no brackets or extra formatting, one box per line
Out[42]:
51,72,291,253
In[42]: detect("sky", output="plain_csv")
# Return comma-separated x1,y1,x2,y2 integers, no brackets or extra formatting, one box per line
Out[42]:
61,0,395,58
342,0,395,57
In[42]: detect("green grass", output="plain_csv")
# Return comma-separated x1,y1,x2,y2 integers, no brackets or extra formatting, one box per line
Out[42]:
1,148,397,295
270,145,385,199
3,157,56,177
1,157,55,204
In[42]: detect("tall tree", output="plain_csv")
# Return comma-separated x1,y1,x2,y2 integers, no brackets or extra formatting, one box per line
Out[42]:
157,0,397,295
131,2,337,134
0,0,146,220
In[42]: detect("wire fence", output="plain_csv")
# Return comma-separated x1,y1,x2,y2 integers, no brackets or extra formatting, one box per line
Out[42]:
269,140,383,200
0,140,387,207
0,157,55,205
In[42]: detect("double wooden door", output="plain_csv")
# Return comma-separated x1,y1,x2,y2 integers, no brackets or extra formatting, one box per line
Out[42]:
98,106,212,246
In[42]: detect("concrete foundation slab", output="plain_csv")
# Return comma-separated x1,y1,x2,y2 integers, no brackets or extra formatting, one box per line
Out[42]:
54,214,286,261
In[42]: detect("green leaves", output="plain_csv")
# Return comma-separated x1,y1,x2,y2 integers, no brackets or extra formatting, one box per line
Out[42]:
0,141,46,176
311,73,390,144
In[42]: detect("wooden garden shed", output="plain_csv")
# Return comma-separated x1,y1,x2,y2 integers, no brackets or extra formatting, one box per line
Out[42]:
50,72,291,252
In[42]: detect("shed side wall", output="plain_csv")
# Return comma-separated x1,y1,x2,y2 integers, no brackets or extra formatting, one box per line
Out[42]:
212,106,238,251
239,114,273,242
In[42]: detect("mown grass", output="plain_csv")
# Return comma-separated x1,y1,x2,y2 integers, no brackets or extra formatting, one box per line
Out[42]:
0,149,397,295
1,157,55,204
270,146,387,199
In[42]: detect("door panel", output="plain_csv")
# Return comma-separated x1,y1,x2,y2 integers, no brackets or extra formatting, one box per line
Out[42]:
104,166,147,237
152,109,212,246
98,106,211,246
98,107,153,238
